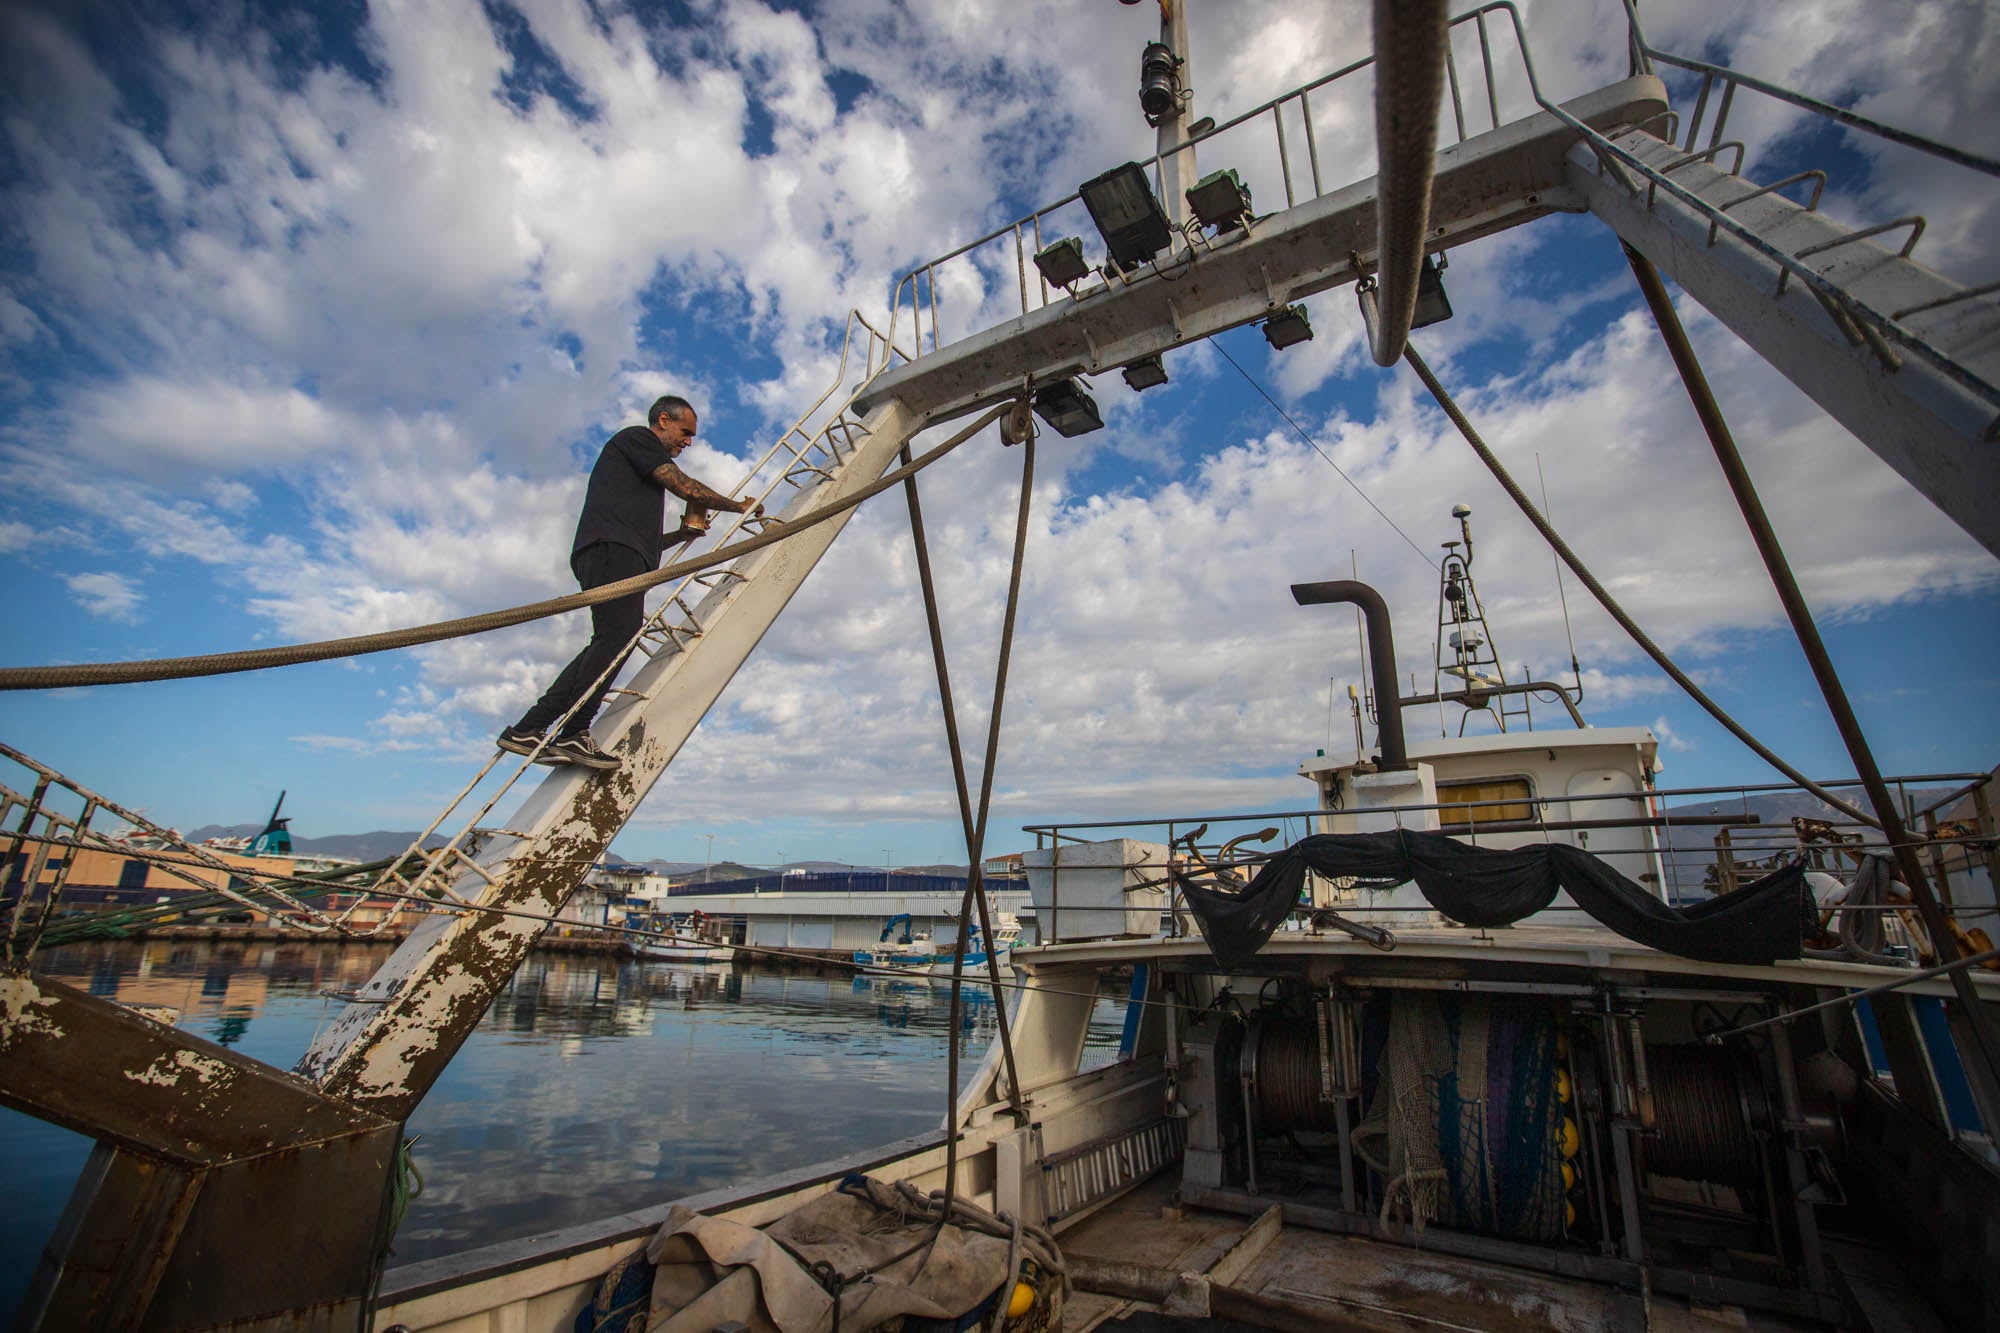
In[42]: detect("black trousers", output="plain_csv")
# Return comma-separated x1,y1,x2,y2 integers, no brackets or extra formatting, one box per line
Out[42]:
515,541,650,737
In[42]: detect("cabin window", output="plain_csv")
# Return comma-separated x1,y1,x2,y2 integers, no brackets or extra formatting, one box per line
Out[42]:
1436,776,1535,830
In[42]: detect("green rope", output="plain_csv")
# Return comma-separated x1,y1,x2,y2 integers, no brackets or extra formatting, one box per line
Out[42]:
387,1133,424,1242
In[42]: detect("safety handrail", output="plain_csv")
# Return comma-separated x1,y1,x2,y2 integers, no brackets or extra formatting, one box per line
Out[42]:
1019,771,1991,841
885,2,1543,365
1535,89,2000,421
1619,0,2000,178
0,742,347,958
1398,2,2000,428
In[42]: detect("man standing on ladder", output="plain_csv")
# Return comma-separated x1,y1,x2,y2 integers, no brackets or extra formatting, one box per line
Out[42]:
499,395,763,770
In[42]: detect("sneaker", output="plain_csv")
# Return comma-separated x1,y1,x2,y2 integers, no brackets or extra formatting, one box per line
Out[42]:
538,732,620,772
496,725,543,757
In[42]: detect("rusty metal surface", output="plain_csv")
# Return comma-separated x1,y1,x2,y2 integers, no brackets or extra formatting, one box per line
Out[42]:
0,970,390,1164
1,970,399,1331
142,1130,400,1331
17,1146,200,1333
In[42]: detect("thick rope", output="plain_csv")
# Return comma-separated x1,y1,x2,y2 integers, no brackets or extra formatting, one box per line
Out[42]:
1400,342,1881,832
1364,0,1450,365
0,403,1003,691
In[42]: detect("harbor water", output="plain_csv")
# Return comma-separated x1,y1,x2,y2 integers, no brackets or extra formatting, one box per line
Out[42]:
0,939,1129,1316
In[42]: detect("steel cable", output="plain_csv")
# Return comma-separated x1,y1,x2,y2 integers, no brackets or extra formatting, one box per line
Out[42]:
925,428,1038,1238
1399,342,1879,831
0,404,1001,691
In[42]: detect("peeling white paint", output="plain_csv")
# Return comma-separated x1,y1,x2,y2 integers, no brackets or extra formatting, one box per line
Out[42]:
0,973,65,1045
124,1047,239,1091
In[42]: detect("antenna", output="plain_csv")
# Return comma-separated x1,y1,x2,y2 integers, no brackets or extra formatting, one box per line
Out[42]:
1431,504,1528,734
1349,548,1370,719
1535,453,1584,704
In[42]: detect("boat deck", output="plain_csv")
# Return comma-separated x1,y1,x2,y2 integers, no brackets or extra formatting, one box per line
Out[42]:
1054,1174,1921,1332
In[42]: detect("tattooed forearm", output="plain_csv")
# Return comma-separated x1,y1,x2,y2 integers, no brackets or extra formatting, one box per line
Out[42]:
651,461,737,508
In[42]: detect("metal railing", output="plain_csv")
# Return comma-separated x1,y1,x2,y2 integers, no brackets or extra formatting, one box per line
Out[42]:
0,742,349,960
1019,771,1996,933
880,2,1999,438
1619,0,2000,180
883,3,1548,365
1581,1,2000,427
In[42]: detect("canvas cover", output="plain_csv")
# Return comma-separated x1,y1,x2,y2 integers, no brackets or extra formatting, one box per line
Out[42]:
642,1176,1060,1333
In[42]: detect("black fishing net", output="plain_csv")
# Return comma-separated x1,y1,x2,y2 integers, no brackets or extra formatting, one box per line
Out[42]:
1179,828,1810,969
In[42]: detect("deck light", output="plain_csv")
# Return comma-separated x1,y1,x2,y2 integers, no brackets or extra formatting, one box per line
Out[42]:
1139,41,1181,125
1121,356,1169,391
1261,303,1313,350
1186,168,1252,233
1080,162,1173,274
1413,253,1454,329
1031,378,1104,437
1033,236,1091,289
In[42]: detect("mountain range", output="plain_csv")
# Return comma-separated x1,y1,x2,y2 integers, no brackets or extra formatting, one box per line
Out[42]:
185,786,1964,884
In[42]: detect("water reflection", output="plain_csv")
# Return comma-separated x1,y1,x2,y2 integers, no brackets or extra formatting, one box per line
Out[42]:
2,940,1120,1296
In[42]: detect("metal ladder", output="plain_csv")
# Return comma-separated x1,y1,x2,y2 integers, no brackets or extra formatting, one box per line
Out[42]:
297,315,929,1113
1558,20,2000,557
355,313,903,932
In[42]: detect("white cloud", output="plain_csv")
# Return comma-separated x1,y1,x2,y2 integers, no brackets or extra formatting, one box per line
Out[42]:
64,570,141,621
70,377,340,472
1652,716,1693,753
0,0,1991,850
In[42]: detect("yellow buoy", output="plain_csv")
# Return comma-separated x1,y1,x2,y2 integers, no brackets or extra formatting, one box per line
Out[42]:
1007,1258,1043,1319
1562,1160,1576,1191
1556,1067,1572,1104
1561,1117,1580,1158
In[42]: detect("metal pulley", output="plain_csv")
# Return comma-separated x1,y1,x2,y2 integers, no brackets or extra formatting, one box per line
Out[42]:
999,398,1036,446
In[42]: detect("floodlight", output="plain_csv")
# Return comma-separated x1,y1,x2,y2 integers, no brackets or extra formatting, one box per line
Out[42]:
1186,168,1252,233
1139,41,1181,125
1413,253,1454,330
1262,303,1313,350
1031,378,1104,437
1080,162,1173,273
1034,236,1091,289
1121,356,1168,391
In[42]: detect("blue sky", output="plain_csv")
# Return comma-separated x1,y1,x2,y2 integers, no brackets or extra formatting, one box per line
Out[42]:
1,0,1995,870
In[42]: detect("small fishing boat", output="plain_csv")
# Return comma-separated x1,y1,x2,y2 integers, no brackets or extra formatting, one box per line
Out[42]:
851,912,940,971
634,910,736,964
926,917,1020,977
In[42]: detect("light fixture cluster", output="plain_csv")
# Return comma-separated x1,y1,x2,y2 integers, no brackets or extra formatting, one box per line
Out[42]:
1185,168,1252,233
1030,147,1453,438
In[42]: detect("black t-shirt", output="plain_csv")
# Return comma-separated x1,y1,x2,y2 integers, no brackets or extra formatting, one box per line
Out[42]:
572,425,673,565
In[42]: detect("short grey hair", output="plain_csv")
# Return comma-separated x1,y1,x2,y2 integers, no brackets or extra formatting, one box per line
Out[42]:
648,395,694,428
